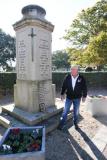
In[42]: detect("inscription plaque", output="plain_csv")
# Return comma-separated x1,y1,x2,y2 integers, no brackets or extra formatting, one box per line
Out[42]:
17,39,27,79
39,38,51,79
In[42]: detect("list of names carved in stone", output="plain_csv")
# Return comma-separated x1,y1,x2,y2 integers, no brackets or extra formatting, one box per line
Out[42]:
39,82,50,107
39,39,51,79
18,40,27,79
32,84,38,107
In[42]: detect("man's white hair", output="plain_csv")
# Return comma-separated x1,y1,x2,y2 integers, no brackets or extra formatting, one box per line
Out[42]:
70,65,79,70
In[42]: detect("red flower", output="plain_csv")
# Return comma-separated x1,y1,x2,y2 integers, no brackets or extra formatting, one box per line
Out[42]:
11,128,20,135
31,143,40,149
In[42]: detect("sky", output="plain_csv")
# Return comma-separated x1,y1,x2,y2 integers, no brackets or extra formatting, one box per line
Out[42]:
0,0,98,51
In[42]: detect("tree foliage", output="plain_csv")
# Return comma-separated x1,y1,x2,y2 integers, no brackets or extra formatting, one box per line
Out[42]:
52,50,70,70
64,0,107,68
66,47,84,66
64,0,107,48
83,31,107,66
0,29,16,71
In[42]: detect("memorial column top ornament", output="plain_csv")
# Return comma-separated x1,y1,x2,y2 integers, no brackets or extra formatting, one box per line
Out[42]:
13,4,54,32
22,5,46,20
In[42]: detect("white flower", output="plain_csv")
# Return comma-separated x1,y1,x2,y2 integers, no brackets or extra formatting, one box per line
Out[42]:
2,144,11,151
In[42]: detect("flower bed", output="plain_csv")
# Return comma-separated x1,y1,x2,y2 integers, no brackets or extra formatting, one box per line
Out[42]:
0,126,45,160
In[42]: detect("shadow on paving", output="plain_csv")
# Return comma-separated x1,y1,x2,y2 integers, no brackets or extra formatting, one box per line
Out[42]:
61,126,107,160
94,115,107,127
46,118,106,160
76,128,107,160
46,125,80,160
63,124,94,160
66,134,94,160
46,118,93,160
0,95,13,105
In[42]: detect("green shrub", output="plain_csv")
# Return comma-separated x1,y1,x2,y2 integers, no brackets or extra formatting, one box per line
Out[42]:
0,73,16,95
52,71,107,91
0,72,107,95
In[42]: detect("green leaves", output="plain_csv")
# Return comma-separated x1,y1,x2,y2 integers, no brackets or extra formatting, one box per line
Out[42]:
84,31,107,66
66,47,84,66
63,0,107,68
64,0,107,48
52,50,70,70
0,29,16,71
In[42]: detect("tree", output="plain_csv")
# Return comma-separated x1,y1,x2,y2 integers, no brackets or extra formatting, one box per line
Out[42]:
66,32,107,68
64,0,107,48
63,0,107,69
0,29,16,71
66,47,84,66
83,31,107,68
52,50,70,70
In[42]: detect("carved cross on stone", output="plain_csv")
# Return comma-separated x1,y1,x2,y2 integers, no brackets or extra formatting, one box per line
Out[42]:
28,28,36,61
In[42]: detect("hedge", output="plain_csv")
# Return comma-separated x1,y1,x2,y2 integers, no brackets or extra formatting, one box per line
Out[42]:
0,73,16,95
52,71,107,91
0,72,107,95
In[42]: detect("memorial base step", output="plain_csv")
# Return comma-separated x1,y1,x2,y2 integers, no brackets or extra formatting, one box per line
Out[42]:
0,101,73,134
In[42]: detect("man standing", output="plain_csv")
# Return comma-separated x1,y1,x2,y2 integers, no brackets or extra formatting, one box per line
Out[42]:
58,65,87,130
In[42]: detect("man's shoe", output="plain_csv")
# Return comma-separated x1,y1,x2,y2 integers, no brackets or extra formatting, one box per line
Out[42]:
74,124,79,130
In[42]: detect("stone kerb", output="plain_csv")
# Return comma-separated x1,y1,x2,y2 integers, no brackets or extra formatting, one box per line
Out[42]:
86,96,107,116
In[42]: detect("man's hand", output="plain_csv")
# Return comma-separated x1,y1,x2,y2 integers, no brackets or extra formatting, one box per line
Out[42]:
61,95,65,101
82,97,86,103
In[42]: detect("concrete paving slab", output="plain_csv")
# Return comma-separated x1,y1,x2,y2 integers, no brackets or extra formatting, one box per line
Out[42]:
83,125,107,159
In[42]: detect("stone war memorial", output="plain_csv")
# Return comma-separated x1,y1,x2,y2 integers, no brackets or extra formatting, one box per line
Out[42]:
0,4,65,160
14,4,55,113
0,5,64,127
